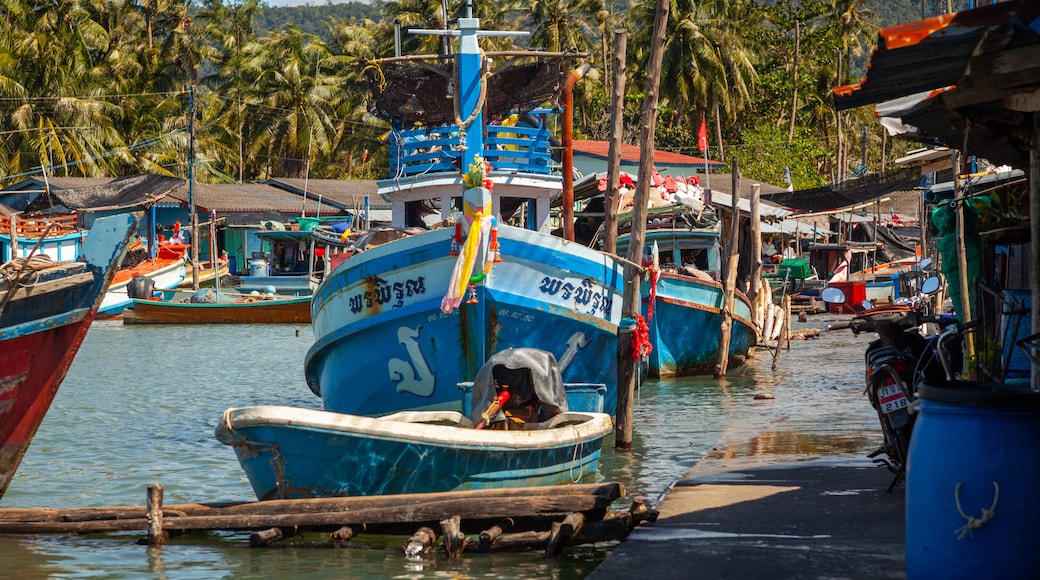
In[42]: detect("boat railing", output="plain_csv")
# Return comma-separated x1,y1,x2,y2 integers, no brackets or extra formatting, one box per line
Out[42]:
0,213,80,238
388,123,555,179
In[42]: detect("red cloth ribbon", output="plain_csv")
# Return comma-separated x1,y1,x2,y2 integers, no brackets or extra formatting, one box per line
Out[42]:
631,314,652,361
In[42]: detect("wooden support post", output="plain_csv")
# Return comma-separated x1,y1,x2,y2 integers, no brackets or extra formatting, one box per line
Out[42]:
439,515,466,560
603,29,627,255
715,159,741,378
478,518,513,552
545,513,585,559
616,0,670,450
250,527,283,547
748,184,762,304
146,483,167,546
10,213,18,257
615,318,637,450
783,295,792,350
403,526,436,559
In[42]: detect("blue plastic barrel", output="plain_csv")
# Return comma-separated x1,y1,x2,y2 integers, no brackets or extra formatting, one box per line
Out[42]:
906,381,1040,579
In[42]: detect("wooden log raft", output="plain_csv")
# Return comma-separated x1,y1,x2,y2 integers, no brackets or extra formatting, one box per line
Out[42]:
0,483,623,536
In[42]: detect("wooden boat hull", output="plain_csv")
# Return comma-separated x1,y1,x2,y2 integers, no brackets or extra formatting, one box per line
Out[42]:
643,272,758,377
178,260,230,289
215,405,613,500
99,256,185,317
0,213,139,500
124,296,311,324
306,225,624,416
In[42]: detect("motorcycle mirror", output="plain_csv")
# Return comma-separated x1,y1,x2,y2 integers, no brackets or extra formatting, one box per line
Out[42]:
820,286,846,304
862,300,874,310
921,276,941,295
920,258,933,270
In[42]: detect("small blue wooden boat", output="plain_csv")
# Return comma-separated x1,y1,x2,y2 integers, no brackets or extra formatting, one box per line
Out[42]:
217,349,613,500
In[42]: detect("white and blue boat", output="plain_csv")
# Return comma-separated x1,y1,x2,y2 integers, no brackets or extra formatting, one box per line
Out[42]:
305,15,624,416
612,188,758,377
217,349,613,500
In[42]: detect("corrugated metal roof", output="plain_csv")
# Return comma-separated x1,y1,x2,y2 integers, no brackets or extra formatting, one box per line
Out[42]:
833,0,1040,170
264,178,386,210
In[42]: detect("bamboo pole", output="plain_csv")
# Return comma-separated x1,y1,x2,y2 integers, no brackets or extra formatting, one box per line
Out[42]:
615,0,670,450
715,159,741,378
603,28,627,255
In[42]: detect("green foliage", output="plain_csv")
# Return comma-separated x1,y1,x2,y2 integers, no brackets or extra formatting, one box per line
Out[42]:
731,124,830,191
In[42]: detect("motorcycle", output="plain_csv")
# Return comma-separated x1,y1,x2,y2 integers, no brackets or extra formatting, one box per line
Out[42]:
822,274,962,490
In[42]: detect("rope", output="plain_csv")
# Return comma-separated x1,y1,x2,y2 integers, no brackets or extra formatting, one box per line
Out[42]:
954,480,999,540
569,430,584,484
631,314,652,361
360,59,388,93
452,50,489,134
221,410,291,499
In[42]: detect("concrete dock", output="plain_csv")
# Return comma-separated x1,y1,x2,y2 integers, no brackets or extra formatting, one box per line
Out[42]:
590,455,905,579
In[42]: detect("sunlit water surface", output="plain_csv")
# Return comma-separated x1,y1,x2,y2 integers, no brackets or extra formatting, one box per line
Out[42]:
1,315,879,578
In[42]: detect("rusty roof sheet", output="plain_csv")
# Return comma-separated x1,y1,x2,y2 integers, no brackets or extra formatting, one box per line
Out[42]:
834,0,1040,111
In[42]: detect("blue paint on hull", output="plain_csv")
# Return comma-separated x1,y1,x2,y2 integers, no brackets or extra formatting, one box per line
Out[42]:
218,407,611,500
644,273,758,376
306,225,624,416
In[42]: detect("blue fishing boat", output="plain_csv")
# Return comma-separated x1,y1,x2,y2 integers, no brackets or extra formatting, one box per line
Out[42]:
612,183,758,377
305,16,624,416
217,349,613,499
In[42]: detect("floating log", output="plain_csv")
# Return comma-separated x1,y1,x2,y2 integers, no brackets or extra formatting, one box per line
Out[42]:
250,527,283,547
546,513,584,558
478,518,513,552
0,483,623,536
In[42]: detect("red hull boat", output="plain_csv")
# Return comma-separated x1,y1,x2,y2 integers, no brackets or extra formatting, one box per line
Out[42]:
0,212,140,500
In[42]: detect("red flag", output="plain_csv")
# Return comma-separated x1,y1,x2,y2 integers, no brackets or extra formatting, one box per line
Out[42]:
697,119,708,152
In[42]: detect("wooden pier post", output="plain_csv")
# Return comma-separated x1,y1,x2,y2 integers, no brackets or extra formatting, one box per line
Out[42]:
616,0,669,450
146,483,167,546
331,525,358,542
478,518,513,552
440,515,467,559
715,159,741,378
615,318,637,450
250,527,283,547
603,28,627,255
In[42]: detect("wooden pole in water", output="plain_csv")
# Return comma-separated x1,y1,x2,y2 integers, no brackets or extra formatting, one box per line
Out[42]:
603,28,627,256
748,183,762,359
146,483,167,546
616,0,670,450
715,160,741,378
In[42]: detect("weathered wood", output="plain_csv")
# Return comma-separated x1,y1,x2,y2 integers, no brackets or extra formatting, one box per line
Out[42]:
146,483,167,546
478,518,513,551
330,525,358,541
403,526,437,559
603,28,627,256
615,320,637,449
250,527,283,547
546,512,585,558
440,515,467,559
0,483,623,535
715,159,741,378
484,530,551,551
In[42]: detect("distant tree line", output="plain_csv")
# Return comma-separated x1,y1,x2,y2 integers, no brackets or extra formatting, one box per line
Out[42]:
0,0,975,191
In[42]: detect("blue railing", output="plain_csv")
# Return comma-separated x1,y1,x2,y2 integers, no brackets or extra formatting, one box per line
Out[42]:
387,123,556,178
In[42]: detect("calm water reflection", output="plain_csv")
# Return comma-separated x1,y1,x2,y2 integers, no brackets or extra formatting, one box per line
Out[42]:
1,315,880,577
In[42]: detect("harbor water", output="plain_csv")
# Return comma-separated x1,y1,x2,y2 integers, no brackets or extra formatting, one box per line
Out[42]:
1,315,881,578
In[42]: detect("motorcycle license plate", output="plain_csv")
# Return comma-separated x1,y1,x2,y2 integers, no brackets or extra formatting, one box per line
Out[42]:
878,385,909,414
